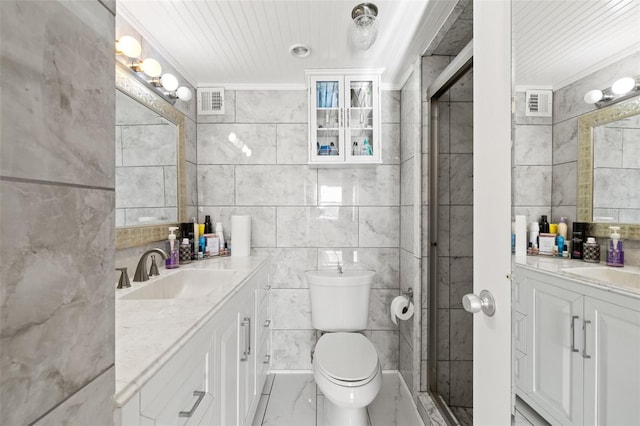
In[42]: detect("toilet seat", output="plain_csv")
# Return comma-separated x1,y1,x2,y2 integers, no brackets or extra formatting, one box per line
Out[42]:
314,333,379,385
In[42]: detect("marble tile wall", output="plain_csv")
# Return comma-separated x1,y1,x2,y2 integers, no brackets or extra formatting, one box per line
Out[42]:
399,59,423,399
0,1,115,424
196,89,402,371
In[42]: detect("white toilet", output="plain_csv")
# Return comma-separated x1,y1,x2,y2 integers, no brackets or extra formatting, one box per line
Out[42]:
305,269,382,426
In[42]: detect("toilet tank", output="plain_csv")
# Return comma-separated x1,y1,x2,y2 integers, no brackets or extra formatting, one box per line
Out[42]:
305,270,375,332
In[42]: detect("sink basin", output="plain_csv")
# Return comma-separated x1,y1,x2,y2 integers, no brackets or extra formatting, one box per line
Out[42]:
305,269,375,286
119,269,237,300
562,267,640,290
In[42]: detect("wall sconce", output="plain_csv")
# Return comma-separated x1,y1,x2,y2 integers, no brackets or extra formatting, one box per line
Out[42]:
584,76,639,107
351,3,378,50
115,36,192,103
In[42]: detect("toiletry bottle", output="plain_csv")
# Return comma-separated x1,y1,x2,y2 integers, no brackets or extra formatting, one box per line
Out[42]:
192,217,199,260
583,237,600,263
179,238,191,264
556,235,565,257
539,215,550,233
571,222,587,259
166,227,179,269
204,215,213,234
352,141,359,156
607,226,624,267
362,138,372,155
558,217,568,240
199,235,206,259
215,222,225,250
529,222,539,248
549,223,558,235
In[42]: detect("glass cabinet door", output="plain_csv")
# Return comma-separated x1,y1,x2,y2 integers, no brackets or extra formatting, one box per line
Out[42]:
346,78,378,162
310,77,344,162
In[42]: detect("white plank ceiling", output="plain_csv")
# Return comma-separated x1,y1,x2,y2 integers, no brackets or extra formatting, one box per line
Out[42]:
513,0,640,90
117,0,453,89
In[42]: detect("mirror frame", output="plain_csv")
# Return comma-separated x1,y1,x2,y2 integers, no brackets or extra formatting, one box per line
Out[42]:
115,61,187,249
577,95,640,240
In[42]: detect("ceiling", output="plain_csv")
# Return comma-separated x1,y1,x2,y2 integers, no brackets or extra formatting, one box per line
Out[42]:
117,0,457,89
513,0,640,90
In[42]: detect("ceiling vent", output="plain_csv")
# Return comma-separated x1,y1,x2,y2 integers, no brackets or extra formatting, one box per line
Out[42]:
525,90,552,117
197,88,225,115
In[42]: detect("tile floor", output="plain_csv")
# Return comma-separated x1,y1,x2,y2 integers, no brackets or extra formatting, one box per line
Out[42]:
252,372,425,426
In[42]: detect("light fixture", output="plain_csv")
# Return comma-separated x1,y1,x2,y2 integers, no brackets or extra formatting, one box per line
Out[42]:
351,3,379,50
176,87,193,101
116,35,141,58
160,73,179,91
583,76,639,107
289,44,311,58
131,58,162,78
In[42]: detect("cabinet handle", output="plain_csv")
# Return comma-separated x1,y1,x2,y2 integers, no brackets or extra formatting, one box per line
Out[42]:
240,317,251,360
178,390,205,418
265,284,271,291
240,318,249,361
263,354,271,364
264,319,271,328
582,320,591,359
570,315,579,353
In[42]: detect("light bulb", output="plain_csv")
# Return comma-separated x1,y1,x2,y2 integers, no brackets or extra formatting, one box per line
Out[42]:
116,36,141,58
611,77,635,95
160,73,179,91
583,89,603,104
176,86,193,101
140,58,162,78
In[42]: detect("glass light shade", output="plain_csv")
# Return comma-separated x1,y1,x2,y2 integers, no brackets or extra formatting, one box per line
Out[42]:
176,86,193,101
583,89,603,104
160,73,179,91
140,58,162,78
117,36,141,58
351,15,378,50
611,77,635,95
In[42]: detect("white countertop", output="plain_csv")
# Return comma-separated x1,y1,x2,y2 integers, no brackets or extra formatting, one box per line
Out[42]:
114,255,270,407
513,255,640,299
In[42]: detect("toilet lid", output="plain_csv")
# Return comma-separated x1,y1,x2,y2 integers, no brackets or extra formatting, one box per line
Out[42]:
314,333,378,382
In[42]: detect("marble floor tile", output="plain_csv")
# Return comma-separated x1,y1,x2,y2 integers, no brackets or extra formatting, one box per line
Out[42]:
261,374,316,426
368,373,424,426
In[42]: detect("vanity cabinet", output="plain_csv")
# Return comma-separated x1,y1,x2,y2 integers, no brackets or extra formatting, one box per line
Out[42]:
513,266,640,426
306,70,382,166
118,260,271,426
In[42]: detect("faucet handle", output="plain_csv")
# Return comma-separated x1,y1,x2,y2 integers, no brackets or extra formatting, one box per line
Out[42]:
116,267,131,289
149,255,160,277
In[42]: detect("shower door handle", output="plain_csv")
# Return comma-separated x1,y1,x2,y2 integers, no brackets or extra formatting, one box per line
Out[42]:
462,290,496,317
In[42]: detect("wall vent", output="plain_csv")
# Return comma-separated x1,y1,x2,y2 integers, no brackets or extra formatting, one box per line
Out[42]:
197,88,225,115
525,90,552,117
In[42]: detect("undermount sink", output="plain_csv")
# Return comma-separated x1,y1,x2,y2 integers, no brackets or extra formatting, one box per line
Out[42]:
305,269,375,286
119,269,237,300
562,266,640,290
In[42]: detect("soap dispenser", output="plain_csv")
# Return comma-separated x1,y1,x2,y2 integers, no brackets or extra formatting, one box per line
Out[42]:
607,226,624,267
166,227,179,269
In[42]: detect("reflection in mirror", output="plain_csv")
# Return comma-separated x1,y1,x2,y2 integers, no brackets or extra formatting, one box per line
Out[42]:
115,61,186,249
577,96,640,239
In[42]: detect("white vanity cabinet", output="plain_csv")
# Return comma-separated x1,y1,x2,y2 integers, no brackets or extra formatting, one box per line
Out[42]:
513,266,640,426
117,260,271,426
306,70,382,166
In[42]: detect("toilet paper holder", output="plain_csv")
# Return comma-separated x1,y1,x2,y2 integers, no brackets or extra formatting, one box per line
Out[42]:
402,288,414,304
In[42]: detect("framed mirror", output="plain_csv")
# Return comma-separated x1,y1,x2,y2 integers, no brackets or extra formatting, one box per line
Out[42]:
115,61,186,249
577,95,640,240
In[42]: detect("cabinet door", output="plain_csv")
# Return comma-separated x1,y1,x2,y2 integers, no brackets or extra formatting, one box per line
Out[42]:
344,75,381,163
527,278,584,426
309,75,345,163
584,297,640,426
219,311,240,426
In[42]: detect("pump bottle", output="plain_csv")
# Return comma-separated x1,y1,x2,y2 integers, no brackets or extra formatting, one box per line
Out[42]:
166,227,179,269
607,226,624,267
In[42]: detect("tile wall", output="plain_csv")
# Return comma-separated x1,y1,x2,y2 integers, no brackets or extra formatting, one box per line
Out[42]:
399,59,423,397
513,50,640,266
196,89,402,370
0,1,115,424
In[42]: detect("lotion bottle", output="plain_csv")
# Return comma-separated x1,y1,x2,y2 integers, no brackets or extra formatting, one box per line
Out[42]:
607,226,624,267
166,227,179,269
557,217,568,239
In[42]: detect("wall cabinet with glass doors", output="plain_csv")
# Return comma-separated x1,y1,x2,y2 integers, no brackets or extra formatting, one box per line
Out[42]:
307,70,382,166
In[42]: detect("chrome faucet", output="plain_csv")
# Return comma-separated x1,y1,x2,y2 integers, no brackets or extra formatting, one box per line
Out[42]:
133,248,168,282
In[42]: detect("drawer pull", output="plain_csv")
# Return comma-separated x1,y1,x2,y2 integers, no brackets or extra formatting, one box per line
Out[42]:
263,354,271,364
178,390,205,418
264,319,271,328
582,320,591,359
265,284,271,291
570,316,579,353
240,317,251,361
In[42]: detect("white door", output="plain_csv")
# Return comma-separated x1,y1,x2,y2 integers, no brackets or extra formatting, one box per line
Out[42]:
472,0,512,424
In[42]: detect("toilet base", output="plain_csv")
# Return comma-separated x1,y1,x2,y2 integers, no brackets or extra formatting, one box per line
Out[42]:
324,398,369,426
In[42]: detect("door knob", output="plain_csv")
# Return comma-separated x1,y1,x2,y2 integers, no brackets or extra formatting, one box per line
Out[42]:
462,290,496,316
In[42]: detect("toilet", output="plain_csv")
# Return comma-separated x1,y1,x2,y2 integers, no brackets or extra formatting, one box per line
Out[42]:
305,269,382,426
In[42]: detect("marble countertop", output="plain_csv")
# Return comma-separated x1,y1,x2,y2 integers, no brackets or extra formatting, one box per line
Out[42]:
114,254,270,407
513,255,640,299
